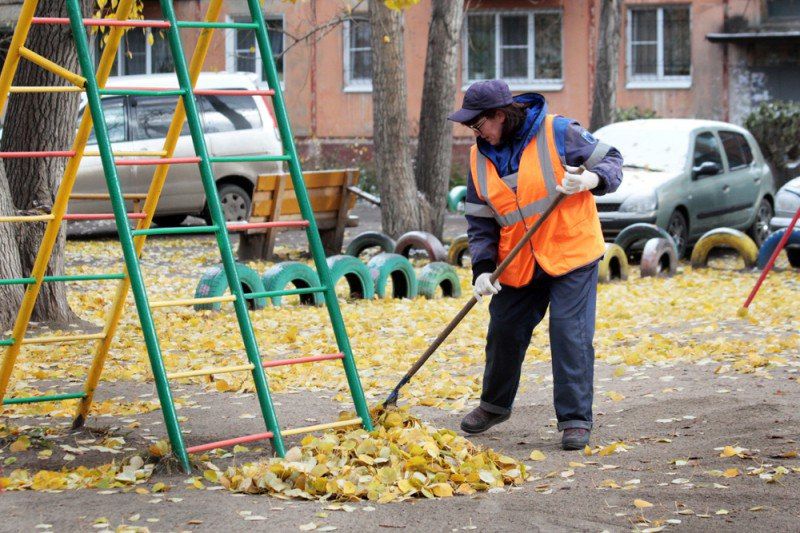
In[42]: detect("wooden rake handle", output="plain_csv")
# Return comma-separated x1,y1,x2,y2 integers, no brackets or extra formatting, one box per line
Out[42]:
383,192,567,406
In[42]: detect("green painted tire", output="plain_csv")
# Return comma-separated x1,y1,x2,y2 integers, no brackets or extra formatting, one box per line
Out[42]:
194,263,266,311
326,255,375,300
614,223,677,259
366,253,418,299
447,185,467,213
261,261,323,306
447,234,470,267
417,262,462,299
690,228,759,269
598,243,629,283
345,231,396,258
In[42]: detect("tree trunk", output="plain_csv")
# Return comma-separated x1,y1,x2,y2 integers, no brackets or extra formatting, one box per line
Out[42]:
414,0,463,239
0,0,90,327
369,0,419,238
589,0,621,132
0,163,24,331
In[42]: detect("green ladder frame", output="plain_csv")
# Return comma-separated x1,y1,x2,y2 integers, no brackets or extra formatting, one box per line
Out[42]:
57,0,371,472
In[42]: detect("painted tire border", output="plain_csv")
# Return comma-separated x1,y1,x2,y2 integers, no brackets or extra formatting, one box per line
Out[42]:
447,234,470,267
345,231,396,258
756,229,800,269
261,261,323,306
366,253,418,299
690,227,758,268
417,262,462,299
326,254,375,300
194,263,266,311
640,237,678,278
394,231,448,263
598,243,630,283
613,223,677,259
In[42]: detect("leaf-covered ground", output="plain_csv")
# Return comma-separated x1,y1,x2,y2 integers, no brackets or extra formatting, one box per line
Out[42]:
1,208,799,531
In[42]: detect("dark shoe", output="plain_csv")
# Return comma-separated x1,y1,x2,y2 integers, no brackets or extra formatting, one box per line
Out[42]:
561,428,591,450
460,406,510,434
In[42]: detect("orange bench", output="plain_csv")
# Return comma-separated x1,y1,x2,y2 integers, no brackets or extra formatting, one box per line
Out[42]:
237,168,360,260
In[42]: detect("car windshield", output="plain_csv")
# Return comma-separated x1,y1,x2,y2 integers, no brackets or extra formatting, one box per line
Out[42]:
594,124,689,173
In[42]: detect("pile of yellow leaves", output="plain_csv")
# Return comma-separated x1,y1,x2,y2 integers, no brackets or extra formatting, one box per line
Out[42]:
1,455,154,491
216,407,527,501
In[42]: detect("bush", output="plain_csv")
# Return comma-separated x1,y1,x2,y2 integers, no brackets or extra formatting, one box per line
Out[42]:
744,101,800,187
615,106,658,122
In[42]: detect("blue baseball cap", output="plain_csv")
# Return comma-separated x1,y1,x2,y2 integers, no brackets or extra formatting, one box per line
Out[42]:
447,79,514,124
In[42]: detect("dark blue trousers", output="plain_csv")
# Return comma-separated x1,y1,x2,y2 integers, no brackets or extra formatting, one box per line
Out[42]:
480,260,598,431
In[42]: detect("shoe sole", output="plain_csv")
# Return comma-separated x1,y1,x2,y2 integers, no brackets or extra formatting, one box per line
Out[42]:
460,413,510,434
561,440,588,451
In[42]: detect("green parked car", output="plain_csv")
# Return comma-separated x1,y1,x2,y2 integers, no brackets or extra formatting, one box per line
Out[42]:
593,119,776,257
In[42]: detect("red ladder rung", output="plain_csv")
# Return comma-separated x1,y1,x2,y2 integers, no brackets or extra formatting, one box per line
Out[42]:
262,353,344,369
115,157,201,166
186,431,274,454
31,17,171,28
0,151,76,158
193,89,275,97
63,213,147,221
226,221,310,232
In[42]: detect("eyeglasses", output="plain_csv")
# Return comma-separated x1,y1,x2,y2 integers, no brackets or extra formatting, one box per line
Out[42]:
469,117,488,133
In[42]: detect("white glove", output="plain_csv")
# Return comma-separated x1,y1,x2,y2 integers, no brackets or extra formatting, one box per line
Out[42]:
473,273,501,301
556,166,599,195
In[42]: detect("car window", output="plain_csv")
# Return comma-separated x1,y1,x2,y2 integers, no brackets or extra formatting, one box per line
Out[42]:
719,131,753,170
199,94,262,133
692,132,723,173
132,97,190,140
81,98,127,145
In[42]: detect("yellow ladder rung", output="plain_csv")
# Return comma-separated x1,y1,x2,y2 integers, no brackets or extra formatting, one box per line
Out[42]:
0,215,55,223
150,295,236,309
22,332,105,345
18,46,86,88
10,86,84,93
281,417,363,437
167,363,255,380
84,150,169,157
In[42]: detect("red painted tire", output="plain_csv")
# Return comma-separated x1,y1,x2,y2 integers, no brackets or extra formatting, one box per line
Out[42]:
447,234,470,267
394,231,447,262
640,238,678,278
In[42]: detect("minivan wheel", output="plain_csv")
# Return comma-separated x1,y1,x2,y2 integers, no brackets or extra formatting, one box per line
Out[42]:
153,214,188,227
217,183,251,223
748,198,773,248
666,210,688,258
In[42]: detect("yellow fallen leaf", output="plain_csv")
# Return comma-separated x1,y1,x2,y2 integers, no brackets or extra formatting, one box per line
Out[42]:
10,436,30,453
529,450,546,461
634,499,654,509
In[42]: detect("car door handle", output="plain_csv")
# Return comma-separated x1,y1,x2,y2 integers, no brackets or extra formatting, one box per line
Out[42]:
722,185,730,193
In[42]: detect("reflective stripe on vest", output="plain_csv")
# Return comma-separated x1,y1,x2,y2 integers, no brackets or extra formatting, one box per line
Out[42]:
585,142,611,171
473,127,559,227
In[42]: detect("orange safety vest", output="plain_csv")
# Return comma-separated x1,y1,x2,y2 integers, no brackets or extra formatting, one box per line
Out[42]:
469,114,605,287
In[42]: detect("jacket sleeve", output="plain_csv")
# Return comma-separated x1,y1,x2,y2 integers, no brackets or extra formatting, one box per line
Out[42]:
464,168,500,283
556,118,623,196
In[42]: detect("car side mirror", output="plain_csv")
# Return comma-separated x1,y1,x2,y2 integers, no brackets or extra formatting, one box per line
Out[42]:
692,161,721,179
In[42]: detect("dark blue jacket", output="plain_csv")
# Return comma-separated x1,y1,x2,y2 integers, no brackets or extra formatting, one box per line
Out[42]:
466,93,623,281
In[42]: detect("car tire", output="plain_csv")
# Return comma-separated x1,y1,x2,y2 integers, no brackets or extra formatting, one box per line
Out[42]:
748,198,773,249
666,210,689,258
153,214,188,227
640,238,678,278
217,183,252,224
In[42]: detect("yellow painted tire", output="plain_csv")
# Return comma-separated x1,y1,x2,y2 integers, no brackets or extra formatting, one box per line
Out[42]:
640,238,678,278
598,243,629,283
447,234,470,267
690,228,759,268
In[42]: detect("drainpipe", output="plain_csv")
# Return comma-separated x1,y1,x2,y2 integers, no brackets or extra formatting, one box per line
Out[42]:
722,0,730,122
310,0,318,139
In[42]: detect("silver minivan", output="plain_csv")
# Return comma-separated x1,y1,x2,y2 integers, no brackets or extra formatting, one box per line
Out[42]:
70,72,282,226
593,119,775,257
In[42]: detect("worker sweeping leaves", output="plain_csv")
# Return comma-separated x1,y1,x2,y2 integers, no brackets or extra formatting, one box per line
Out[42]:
447,79,623,450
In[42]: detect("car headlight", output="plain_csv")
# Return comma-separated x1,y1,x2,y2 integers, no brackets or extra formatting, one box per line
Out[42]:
775,189,800,214
619,192,658,214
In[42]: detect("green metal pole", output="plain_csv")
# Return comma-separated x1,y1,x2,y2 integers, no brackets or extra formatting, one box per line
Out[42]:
66,0,190,472
159,0,286,456
247,0,373,431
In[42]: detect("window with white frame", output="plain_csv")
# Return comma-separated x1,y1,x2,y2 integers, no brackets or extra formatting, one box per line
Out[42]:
463,11,563,90
627,6,691,88
343,17,372,90
93,29,174,75
225,16,284,83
